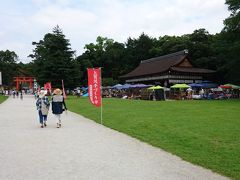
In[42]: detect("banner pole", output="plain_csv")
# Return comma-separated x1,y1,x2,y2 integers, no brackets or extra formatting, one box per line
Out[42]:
100,68,103,125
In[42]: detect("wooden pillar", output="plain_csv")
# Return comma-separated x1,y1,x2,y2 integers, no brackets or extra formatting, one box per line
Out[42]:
29,79,33,89
16,78,19,90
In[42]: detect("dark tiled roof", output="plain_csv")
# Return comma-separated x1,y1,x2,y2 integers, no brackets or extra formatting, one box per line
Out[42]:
121,50,188,78
170,67,216,73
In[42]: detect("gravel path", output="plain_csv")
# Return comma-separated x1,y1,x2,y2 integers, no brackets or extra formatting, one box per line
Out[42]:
0,95,228,180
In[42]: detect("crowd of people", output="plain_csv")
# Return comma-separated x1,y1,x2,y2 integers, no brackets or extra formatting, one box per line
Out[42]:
102,88,141,99
100,87,240,101
0,89,29,99
173,88,240,100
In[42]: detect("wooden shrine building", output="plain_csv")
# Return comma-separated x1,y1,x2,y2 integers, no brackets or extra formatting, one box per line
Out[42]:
120,50,216,87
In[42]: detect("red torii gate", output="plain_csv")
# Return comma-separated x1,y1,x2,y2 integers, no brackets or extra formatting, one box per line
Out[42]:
14,76,34,91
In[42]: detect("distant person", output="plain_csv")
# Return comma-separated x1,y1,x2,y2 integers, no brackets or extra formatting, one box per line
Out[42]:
34,91,38,99
199,88,204,99
20,91,23,100
12,90,16,98
52,88,67,128
186,88,193,100
77,89,81,97
36,90,50,128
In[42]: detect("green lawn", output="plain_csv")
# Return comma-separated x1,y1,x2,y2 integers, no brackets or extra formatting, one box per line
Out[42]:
0,95,8,104
67,97,240,179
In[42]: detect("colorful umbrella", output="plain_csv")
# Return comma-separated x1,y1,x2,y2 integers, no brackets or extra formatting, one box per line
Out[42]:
188,83,203,88
220,85,232,89
148,85,164,90
200,82,218,89
119,84,131,89
131,84,151,88
112,84,123,89
224,84,240,89
170,84,190,89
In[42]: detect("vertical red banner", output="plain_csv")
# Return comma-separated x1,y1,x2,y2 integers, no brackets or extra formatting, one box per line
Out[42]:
87,68,101,107
44,82,51,91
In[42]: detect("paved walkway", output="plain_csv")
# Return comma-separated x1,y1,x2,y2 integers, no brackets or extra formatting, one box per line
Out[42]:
0,95,228,180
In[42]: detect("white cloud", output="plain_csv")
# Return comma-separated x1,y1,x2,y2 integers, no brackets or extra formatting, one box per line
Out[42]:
0,0,230,63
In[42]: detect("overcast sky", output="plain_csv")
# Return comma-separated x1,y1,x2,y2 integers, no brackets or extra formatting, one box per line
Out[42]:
0,0,229,63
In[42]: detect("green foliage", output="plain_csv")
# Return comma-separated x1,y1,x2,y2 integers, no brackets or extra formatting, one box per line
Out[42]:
77,36,125,86
29,26,81,88
77,30,235,85
77,23,239,85
187,29,217,69
219,0,240,84
17,62,35,77
157,35,188,55
103,42,125,79
67,97,240,179
124,33,156,71
226,0,240,11
102,77,118,86
224,0,240,32
0,50,18,86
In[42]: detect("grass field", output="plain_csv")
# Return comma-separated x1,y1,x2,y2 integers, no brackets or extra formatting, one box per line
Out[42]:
0,95,8,104
67,97,240,179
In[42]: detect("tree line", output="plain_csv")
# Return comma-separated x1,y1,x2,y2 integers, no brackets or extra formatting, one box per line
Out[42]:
0,0,239,88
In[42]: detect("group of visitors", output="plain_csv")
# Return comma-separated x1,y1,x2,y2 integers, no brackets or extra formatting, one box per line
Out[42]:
12,90,23,99
36,88,67,128
102,89,140,99
1,89,25,98
183,88,239,100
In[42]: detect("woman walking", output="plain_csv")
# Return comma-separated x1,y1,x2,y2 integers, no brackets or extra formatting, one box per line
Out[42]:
52,88,67,128
36,90,50,128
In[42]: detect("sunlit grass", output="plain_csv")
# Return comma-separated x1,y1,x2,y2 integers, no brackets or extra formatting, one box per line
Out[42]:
0,95,8,104
67,96,240,179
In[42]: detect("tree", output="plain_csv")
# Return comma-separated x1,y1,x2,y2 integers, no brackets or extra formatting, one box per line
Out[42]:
76,53,93,86
103,42,125,79
217,0,240,84
224,0,240,34
29,26,81,88
123,33,155,74
17,62,35,77
187,29,217,69
83,36,115,68
77,36,124,86
0,50,18,86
